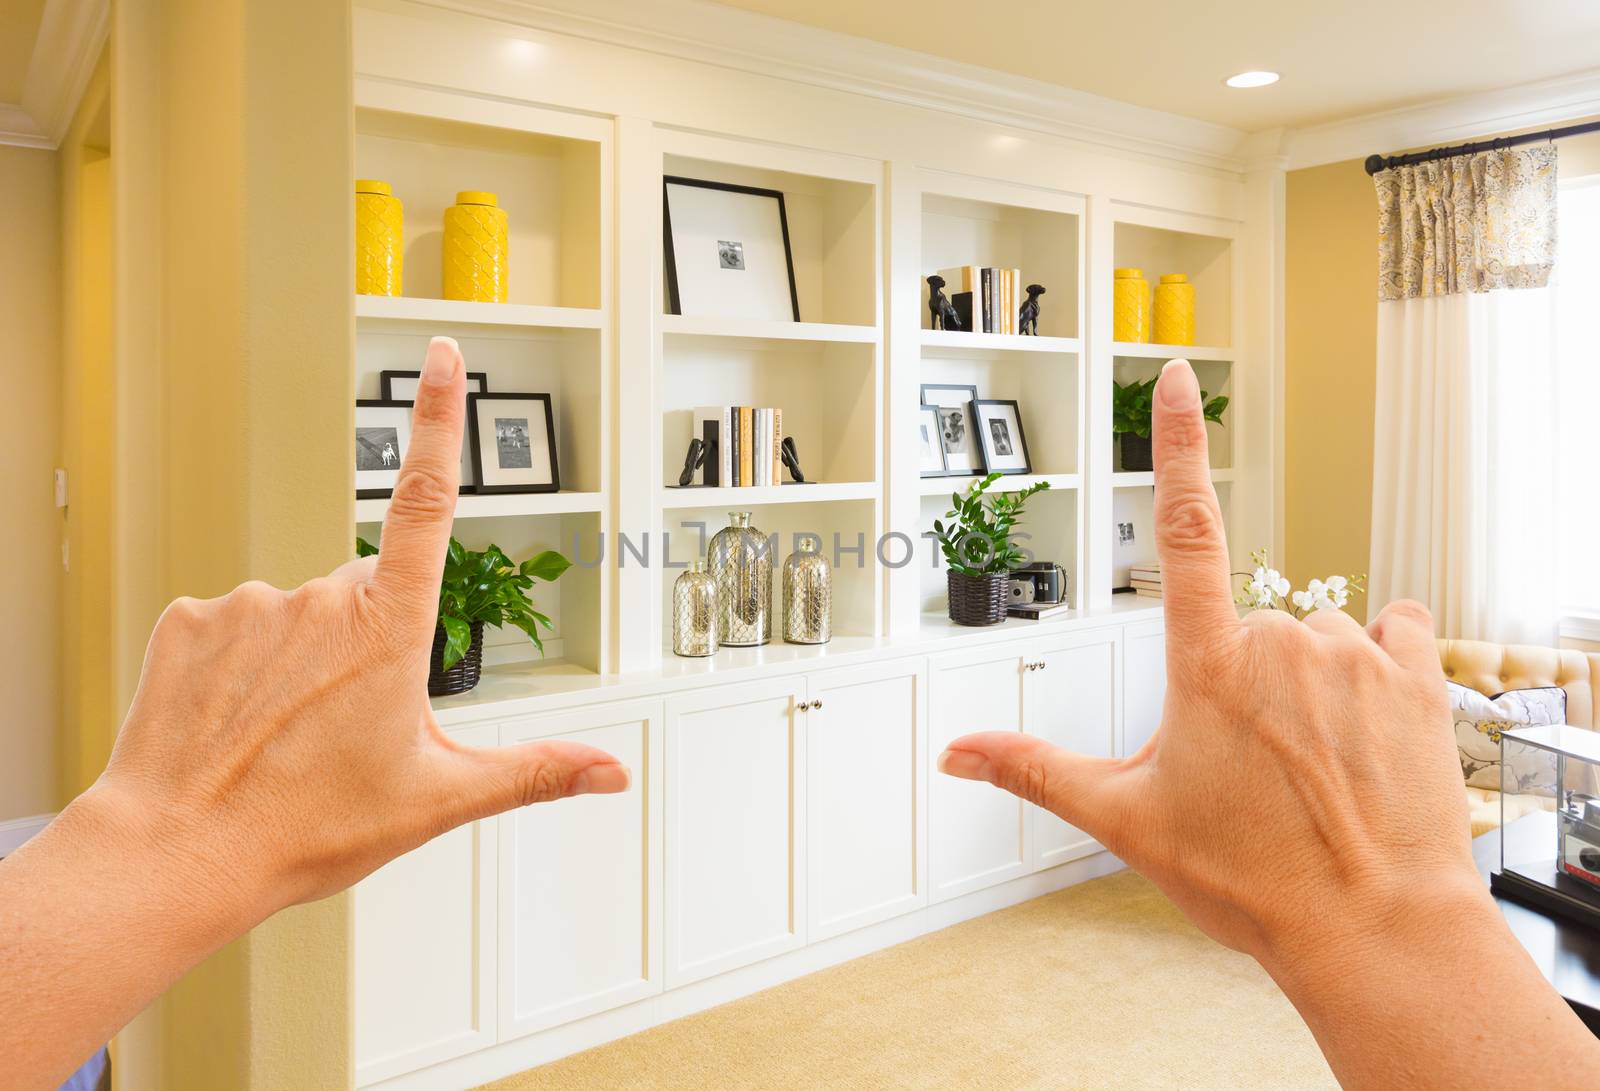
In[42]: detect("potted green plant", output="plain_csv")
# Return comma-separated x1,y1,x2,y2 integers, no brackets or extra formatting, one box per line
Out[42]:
356,536,571,696
929,473,1050,626
1111,377,1228,472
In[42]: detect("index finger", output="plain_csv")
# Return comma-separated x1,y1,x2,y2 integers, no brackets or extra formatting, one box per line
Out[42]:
1151,360,1242,654
373,336,465,630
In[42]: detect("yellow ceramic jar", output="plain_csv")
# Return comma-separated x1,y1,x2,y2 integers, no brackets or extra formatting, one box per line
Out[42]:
354,179,403,296
442,190,508,303
1153,273,1195,346
1113,267,1151,343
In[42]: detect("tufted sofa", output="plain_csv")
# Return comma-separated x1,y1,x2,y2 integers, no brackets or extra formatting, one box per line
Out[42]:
1438,639,1600,837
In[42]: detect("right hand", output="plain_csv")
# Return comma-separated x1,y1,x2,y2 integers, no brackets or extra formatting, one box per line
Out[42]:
938,359,1472,966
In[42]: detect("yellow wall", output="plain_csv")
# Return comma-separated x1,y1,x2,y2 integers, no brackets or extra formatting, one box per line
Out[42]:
0,142,62,820
104,0,355,1086
1283,123,1600,626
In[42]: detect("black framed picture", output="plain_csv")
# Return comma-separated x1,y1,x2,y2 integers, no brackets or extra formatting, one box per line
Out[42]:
354,400,413,499
920,383,984,475
380,369,489,401
974,399,1032,475
664,176,800,322
917,404,949,477
468,393,560,494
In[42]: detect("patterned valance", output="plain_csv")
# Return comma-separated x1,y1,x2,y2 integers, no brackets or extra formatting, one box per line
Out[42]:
1375,144,1557,301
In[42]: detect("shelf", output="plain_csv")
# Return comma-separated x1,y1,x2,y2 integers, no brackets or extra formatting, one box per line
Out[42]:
1111,342,1234,362
356,295,603,332
921,329,1081,357
660,313,878,345
1111,468,1233,489
356,490,605,522
659,481,878,509
920,472,1079,497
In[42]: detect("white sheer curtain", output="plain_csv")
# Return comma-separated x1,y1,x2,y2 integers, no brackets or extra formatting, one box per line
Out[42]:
1555,182,1600,618
1367,146,1561,645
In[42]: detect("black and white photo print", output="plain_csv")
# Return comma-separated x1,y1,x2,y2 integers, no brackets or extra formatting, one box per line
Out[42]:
918,404,949,477
717,240,745,269
468,393,560,494
920,383,983,475
974,399,1032,475
354,400,414,499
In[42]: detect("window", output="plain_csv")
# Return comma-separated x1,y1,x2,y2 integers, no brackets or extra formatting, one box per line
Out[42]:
1556,181,1600,625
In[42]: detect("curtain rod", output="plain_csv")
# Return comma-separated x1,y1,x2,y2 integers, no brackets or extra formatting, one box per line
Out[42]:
1364,118,1600,175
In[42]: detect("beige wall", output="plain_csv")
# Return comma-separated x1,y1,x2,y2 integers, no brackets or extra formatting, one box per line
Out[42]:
0,143,62,820
1283,123,1600,627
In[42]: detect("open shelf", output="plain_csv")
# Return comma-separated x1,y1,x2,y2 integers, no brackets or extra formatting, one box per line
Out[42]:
1111,469,1234,489
917,486,1080,614
661,313,877,345
1109,479,1234,593
921,472,1079,497
1111,341,1233,362
356,294,602,331
1112,355,1234,472
355,107,602,310
1112,220,1232,348
921,329,1080,357
355,490,604,522
661,481,877,508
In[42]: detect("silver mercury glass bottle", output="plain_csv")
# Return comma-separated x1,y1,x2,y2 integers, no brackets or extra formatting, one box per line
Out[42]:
782,536,831,644
672,560,719,657
707,511,772,646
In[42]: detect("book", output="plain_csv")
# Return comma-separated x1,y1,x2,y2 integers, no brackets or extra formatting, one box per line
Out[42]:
980,267,992,333
1130,578,1163,592
739,407,753,487
1134,588,1164,599
753,408,765,487
772,407,782,484
720,406,732,486
1129,565,1162,580
1008,601,1073,621
1010,268,1022,334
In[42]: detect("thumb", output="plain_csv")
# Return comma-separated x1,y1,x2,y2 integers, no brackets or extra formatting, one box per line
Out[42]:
939,732,1132,844
432,737,631,826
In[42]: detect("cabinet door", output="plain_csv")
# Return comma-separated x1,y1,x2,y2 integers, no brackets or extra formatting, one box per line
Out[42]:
807,657,926,941
665,677,806,987
354,724,496,1085
928,645,1029,902
498,699,661,1040
1123,618,1166,758
1025,629,1119,869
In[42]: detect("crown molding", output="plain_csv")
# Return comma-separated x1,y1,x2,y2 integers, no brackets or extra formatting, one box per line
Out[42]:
0,0,109,151
1285,67,1600,171
398,0,1255,174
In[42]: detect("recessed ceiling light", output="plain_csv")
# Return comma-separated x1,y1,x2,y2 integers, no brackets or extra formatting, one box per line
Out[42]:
1225,71,1280,89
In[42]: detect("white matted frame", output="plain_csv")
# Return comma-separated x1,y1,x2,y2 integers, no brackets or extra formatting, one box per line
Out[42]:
664,176,800,322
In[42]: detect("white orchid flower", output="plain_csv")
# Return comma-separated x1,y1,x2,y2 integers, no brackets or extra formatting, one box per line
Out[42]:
1291,589,1314,611
1269,570,1290,598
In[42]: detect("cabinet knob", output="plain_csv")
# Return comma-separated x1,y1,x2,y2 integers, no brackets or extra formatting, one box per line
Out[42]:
812,699,823,710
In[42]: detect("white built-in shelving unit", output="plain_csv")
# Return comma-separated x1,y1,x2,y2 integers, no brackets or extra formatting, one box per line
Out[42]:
345,4,1277,1086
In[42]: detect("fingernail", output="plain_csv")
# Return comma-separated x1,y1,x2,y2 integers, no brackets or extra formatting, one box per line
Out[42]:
1158,359,1199,409
937,749,995,783
422,336,461,387
570,763,631,796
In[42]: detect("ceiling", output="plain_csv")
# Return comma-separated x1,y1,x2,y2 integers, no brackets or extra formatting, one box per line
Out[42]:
710,0,1600,132
0,0,47,104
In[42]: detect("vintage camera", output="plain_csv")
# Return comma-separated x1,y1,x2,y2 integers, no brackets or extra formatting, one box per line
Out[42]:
1561,796,1600,888
1009,562,1067,607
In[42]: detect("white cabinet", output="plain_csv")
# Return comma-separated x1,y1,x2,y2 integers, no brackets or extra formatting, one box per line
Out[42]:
1025,629,1119,869
498,699,662,1039
665,677,806,987
354,725,497,1086
1122,618,1166,757
806,658,927,940
928,645,1029,901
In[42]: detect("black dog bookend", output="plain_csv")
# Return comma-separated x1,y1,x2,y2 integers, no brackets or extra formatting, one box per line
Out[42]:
677,435,808,485
1018,283,1045,336
927,275,962,331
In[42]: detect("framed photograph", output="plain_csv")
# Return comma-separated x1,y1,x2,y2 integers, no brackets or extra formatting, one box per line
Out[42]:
380,369,488,401
920,383,984,475
354,400,413,499
974,399,1032,475
664,176,800,322
917,404,949,477
468,393,560,494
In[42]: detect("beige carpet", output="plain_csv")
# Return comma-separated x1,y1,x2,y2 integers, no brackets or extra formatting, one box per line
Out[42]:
478,871,1337,1090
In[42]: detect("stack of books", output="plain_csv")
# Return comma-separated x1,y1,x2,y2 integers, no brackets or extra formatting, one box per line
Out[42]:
937,266,1025,335
1129,564,1162,599
690,406,784,487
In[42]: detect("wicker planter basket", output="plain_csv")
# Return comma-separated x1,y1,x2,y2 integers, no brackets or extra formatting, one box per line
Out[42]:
1119,431,1153,472
947,571,1009,626
428,620,485,697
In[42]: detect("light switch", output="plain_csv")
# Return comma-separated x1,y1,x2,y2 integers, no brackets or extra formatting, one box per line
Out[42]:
54,468,68,508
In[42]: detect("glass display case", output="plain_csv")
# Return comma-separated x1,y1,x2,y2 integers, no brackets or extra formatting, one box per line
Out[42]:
1491,724,1600,928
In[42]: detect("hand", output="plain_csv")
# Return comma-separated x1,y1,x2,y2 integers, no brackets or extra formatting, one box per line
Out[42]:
938,360,1599,1089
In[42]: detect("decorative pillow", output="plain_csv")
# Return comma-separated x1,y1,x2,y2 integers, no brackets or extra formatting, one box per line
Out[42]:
1445,681,1567,793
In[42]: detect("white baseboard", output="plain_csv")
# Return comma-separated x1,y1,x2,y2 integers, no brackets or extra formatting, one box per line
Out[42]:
0,813,56,856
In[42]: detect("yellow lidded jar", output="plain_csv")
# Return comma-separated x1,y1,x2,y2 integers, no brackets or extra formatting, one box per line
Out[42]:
1153,273,1195,346
354,179,403,296
442,190,508,303
1112,267,1150,343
